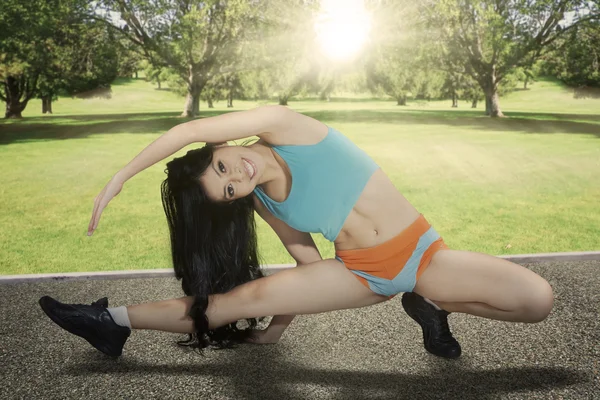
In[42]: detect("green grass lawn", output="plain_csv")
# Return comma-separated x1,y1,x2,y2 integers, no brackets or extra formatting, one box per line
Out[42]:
1,78,599,275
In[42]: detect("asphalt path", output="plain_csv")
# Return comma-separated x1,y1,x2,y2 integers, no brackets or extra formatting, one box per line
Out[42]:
1,260,598,400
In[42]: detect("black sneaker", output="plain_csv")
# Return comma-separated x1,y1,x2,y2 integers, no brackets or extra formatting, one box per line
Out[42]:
39,296,130,358
401,292,461,359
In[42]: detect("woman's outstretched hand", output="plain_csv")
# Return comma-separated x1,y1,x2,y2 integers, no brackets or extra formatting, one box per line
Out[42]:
87,177,123,236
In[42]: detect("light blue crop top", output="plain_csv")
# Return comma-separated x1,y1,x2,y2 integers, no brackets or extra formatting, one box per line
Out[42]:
253,126,379,241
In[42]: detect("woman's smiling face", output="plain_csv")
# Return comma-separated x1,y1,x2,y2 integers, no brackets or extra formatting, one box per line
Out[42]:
199,144,265,203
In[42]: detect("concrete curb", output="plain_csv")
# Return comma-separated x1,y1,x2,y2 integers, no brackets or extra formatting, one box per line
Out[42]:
1,251,599,285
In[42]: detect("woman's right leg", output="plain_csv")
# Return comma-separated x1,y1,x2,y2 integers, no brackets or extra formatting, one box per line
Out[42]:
126,259,390,333
413,249,554,323
127,297,196,333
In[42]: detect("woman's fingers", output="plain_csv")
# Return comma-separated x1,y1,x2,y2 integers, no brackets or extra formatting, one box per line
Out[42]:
88,202,100,235
93,200,109,231
88,199,99,234
87,179,123,236
91,210,101,233
88,188,107,235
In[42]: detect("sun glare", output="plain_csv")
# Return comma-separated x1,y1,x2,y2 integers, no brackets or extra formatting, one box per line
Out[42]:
315,0,372,62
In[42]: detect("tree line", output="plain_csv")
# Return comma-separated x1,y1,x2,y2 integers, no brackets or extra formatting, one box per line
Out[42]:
1,0,598,119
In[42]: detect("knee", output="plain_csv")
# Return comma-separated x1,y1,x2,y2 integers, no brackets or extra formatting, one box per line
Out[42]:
523,280,554,323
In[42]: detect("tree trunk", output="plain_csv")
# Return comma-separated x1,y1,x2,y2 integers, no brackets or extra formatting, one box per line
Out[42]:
207,98,214,108
157,79,161,90
278,96,288,106
452,93,458,108
4,102,23,118
396,95,407,106
227,91,233,108
134,71,138,79
320,80,334,101
482,75,504,117
524,76,529,90
484,90,504,117
319,91,332,101
4,76,28,119
183,92,201,117
471,99,478,108
181,71,205,117
42,96,53,114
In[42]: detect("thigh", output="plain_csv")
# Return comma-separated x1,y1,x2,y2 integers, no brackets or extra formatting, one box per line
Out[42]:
413,250,553,311
248,259,390,317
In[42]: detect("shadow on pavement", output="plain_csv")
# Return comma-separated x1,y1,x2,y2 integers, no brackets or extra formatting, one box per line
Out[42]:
63,354,588,400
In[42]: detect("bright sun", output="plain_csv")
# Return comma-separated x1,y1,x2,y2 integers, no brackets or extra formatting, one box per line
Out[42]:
315,0,372,62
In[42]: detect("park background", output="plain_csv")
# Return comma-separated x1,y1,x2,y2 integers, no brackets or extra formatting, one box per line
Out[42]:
1,0,599,275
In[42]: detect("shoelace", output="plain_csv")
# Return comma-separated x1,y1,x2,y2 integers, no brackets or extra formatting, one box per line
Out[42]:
431,312,457,345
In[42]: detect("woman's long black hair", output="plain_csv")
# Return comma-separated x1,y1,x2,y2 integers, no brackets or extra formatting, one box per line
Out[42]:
161,144,266,352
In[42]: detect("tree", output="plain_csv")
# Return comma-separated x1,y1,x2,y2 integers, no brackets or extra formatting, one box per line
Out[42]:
365,34,444,105
0,0,60,118
96,0,282,117
334,70,372,98
238,69,271,101
222,72,243,108
201,74,226,108
0,0,116,118
38,21,119,114
462,76,485,108
115,39,144,79
141,58,168,89
239,1,318,105
364,0,446,105
441,72,467,107
411,65,445,101
541,19,600,90
422,0,600,117
303,64,338,102
365,51,413,105
363,2,416,105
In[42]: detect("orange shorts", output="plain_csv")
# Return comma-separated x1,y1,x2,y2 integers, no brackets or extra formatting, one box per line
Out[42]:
335,214,448,298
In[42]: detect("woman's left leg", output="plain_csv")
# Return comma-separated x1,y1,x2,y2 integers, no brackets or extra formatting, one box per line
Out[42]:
39,260,389,357
413,250,554,323
126,259,388,333
206,258,390,329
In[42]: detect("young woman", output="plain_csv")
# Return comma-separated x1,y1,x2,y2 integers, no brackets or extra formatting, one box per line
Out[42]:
39,105,554,359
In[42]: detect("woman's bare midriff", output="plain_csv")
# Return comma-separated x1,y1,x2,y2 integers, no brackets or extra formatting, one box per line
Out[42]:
333,169,421,252
256,140,421,252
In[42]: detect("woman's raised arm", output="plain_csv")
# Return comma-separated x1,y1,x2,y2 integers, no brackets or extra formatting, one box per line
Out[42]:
116,105,289,184
87,105,289,236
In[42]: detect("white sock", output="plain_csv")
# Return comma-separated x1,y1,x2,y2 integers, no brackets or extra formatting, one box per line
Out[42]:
424,297,442,311
107,306,132,329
